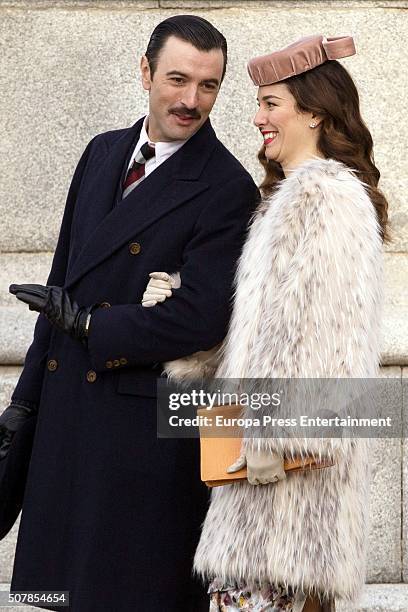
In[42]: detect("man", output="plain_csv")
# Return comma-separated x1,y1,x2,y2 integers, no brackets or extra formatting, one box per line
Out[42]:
2,15,259,612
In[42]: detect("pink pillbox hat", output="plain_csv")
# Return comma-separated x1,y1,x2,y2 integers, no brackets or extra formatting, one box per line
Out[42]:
247,34,356,86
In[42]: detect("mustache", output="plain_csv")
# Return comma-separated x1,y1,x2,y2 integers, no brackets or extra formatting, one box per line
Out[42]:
169,107,201,120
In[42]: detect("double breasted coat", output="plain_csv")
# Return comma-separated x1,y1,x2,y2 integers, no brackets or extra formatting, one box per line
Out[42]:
9,116,259,611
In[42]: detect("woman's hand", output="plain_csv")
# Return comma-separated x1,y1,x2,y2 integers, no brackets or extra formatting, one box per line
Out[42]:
227,448,286,485
142,272,181,307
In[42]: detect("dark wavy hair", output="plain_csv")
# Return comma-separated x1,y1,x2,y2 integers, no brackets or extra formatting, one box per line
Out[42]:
257,60,390,242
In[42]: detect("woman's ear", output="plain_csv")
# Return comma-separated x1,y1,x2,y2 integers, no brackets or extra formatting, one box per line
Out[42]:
309,114,323,128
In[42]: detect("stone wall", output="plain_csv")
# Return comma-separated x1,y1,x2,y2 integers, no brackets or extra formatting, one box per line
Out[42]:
0,1,407,609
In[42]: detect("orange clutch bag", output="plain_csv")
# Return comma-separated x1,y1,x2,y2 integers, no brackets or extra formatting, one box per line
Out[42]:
197,405,335,487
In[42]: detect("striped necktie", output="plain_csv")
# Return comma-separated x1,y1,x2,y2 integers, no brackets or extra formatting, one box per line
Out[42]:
122,141,156,199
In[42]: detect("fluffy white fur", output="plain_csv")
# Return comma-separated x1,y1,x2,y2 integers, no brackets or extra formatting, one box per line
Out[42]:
163,345,220,384
164,157,384,605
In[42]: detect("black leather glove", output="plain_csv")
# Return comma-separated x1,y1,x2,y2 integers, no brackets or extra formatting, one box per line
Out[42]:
0,399,37,460
9,283,100,346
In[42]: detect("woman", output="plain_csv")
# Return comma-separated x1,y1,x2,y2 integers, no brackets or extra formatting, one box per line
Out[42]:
142,35,387,611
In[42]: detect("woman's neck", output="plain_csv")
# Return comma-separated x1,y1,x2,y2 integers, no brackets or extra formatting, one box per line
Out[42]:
281,148,325,177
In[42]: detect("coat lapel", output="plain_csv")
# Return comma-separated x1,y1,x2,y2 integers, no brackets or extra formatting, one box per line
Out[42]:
65,119,216,289
65,117,144,277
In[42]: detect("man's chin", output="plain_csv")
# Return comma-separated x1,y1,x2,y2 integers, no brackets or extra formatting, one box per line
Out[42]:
165,118,204,141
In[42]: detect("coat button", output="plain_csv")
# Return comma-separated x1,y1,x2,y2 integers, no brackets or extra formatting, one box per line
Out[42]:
86,370,97,383
119,357,128,365
47,359,58,371
129,242,141,255
100,301,111,308
113,359,120,367
106,360,113,369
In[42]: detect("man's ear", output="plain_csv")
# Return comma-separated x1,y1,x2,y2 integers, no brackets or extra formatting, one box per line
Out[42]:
140,55,152,91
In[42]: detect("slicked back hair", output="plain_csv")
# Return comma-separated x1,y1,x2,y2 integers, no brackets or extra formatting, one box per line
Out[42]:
145,15,227,82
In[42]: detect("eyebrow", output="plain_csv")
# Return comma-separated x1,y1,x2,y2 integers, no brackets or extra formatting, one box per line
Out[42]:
166,70,220,86
261,95,283,101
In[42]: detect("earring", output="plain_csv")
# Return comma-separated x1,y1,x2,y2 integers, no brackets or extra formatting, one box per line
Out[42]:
309,122,317,128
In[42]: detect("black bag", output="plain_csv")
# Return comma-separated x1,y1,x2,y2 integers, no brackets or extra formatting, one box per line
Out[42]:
0,414,37,540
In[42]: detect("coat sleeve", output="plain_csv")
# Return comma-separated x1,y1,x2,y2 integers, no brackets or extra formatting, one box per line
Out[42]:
10,136,99,407
242,172,383,462
86,176,259,372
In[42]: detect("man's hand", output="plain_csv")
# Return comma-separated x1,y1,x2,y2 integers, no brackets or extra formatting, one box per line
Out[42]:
142,272,181,307
227,447,286,485
0,400,37,460
9,283,99,346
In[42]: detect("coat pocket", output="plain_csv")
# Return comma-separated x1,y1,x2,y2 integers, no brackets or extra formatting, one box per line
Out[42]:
116,367,162,398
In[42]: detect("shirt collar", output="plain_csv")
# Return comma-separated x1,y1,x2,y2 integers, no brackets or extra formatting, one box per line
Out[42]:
137,115,189,165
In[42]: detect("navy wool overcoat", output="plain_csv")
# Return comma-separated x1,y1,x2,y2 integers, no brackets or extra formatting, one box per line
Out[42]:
9,117,259,611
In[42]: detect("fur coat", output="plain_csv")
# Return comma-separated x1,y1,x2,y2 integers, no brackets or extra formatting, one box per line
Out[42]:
164,157,384,605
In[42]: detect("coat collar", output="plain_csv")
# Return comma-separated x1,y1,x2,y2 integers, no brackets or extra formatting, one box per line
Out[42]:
64,118,217,289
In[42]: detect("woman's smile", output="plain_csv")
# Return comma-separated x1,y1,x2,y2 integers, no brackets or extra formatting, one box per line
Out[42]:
261,130,279,145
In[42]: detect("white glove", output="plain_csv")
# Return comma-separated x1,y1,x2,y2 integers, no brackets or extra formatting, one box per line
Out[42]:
227,448,286,485
141,271,181,307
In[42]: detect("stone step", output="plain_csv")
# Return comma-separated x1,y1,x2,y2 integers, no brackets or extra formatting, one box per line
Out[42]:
339,584,408,611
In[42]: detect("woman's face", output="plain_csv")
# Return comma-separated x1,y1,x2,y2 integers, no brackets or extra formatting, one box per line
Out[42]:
253,82,321,170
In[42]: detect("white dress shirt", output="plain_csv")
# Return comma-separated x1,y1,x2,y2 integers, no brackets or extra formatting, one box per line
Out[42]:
126,115,188,179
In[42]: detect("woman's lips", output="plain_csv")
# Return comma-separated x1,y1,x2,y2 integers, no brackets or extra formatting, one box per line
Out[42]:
262,131,278,145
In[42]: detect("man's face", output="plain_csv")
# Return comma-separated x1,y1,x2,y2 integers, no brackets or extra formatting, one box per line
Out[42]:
140,36,224,142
